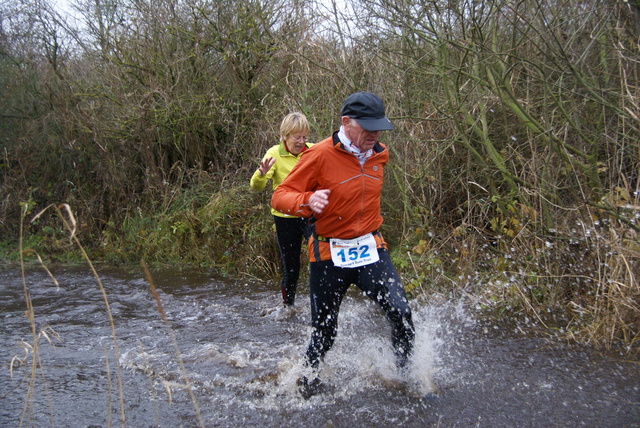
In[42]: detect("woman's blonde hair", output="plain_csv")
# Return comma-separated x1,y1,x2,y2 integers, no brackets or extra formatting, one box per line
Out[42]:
280,112,310,140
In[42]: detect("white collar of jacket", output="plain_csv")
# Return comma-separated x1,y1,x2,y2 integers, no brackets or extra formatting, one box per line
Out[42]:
338,125,373,163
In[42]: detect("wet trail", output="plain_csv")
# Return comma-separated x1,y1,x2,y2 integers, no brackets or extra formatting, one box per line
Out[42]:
0,265,638,427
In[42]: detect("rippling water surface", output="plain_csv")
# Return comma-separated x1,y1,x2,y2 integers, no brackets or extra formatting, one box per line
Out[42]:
1,264,638,427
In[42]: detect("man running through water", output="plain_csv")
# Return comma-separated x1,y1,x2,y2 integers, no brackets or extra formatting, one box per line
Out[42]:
271,92,415,398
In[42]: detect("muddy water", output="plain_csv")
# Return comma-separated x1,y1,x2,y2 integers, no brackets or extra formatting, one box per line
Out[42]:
1,265,638,427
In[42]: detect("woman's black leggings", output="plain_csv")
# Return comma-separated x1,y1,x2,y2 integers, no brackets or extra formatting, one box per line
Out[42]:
273,215,309,306
305,249,415,369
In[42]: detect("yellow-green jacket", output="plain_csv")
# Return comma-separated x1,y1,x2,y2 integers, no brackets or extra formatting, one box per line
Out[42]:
250,141,313,217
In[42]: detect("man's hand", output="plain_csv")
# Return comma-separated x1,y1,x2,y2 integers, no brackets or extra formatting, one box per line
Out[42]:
309,189,330,214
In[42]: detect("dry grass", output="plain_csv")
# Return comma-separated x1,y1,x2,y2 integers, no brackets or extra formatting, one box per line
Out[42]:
12,204,206,426
1,0,637,361
141,259,204,427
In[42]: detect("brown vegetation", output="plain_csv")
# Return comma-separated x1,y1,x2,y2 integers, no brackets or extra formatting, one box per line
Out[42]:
1,0,638,354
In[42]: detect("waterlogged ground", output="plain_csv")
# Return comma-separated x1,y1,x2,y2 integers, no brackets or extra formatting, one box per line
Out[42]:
1,264,638,427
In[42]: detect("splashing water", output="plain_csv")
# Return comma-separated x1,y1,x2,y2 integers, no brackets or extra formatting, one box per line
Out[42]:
1,266,638,427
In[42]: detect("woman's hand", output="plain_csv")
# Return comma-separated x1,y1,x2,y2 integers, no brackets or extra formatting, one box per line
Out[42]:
258,157,276,176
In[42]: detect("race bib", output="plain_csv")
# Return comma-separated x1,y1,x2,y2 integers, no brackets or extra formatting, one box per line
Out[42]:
329,233,379,268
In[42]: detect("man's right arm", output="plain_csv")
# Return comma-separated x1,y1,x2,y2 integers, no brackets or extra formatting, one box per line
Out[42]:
271,154,316,217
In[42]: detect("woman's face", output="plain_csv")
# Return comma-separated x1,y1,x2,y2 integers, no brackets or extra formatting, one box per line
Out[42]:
283,132,309,155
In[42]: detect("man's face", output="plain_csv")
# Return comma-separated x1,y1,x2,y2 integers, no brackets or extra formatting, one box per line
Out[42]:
342,117,381,152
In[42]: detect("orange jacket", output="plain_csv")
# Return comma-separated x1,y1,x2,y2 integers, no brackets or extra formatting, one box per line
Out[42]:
271,131,388,262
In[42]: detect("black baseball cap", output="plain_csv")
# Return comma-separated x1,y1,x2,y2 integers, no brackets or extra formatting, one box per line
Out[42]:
341,92,394,131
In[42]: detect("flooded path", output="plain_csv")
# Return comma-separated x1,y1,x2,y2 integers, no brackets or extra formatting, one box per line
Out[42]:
1,264,638,427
